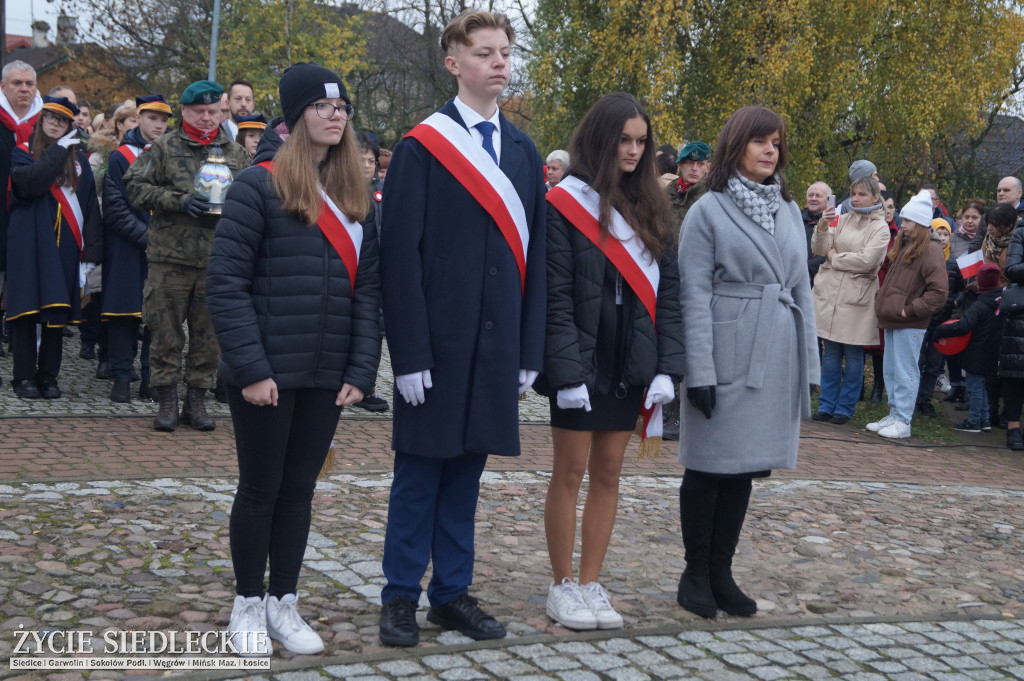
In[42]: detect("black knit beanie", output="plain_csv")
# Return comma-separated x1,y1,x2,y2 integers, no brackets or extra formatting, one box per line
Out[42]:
279,62,349,131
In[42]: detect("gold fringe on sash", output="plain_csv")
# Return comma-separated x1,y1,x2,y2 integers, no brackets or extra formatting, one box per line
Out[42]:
634,416,663,460
54,203,62,247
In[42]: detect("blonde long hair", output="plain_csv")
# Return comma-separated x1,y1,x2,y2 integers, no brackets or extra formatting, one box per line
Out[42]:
272,117,370,224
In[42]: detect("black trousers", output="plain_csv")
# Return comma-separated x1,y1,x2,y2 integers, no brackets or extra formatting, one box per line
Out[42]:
12,318,63,384
1002,378,1024,423
107,318,150,382
227,385,341,598
80,294,108,360
917,336,944,404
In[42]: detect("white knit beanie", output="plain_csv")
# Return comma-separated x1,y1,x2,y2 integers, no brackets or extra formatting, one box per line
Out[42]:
900,190,934,227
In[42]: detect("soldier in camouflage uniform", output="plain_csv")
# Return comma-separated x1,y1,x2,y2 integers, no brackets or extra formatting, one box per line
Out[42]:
125,80,250,432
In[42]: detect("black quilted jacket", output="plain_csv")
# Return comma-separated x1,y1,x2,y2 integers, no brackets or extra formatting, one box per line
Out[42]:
1000,226,1024,378
206,126,382,393
539,202,686,394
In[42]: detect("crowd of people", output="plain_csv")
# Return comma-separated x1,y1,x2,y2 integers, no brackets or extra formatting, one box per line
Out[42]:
0,3,1018,658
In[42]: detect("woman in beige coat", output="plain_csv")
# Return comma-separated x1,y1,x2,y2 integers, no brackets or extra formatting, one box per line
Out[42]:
811,175,890,423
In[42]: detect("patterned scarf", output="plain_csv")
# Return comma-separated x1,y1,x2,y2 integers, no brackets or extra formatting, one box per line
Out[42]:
984,230,1013,266
726,173,781,235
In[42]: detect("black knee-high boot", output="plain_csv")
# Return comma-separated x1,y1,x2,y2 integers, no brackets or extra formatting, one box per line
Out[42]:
677,470,718,618
709,477,757,616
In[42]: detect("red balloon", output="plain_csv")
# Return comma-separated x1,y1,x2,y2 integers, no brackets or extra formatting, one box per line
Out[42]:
934,319,971,355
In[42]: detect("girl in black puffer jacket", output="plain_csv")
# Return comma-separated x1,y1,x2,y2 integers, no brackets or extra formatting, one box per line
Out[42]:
540,93,685,631
206,63,381,656
1000,223,1024,450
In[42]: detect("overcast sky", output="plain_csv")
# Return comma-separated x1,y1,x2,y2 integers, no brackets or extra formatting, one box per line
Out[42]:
7,0,63,40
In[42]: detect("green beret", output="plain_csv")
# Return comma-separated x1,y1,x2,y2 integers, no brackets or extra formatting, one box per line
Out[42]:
180,80,224,106
677,141,711,163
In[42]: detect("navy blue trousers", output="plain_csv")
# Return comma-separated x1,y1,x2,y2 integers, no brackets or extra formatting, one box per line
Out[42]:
381,451,488,606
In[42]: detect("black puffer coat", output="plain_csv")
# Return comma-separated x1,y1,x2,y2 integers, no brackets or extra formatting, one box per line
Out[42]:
206,122,382,393
539,201,686,394
933,289,1001,375
1000,225,1024,378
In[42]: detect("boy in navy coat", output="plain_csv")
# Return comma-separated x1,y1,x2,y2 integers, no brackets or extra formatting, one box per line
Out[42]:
378,8,546,647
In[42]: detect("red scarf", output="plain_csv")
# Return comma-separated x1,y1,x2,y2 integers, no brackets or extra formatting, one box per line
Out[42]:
181,120,218,146
675,178,692,195
0,108,38,146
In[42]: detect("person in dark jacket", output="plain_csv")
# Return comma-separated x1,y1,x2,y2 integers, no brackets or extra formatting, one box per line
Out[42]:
933,263,1002,433
802,181,830,284
7,96,102,399
541,93,684,631
1000,222,1024,450
206,62,381,657
101,95,172,403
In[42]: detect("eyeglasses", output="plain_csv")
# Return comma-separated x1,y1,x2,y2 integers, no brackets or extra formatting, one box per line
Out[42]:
42,111,71,125
310,102,355,121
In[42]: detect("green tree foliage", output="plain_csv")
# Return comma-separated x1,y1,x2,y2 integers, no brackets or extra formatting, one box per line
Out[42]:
527,0,1024,206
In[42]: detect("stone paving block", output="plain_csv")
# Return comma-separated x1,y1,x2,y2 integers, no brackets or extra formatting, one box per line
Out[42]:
961,670,1009,681
422,655,472,671
816,635,860,650
438,669,488,681
722,653,769,669
922,631,966,643
939,654,986,670
483,660,537,677
575,653,627,672
405,676,440,681
1004,666,1024,680
831,624,874,637
865,660,907,674
891,633,929,645
556,672,601,681
947,641,990,655
963,629,1002,642
551,642,599,655
790,626,832,638
764,651,806,667
843,646,881,662
776,639,818,652
645,664,690,680
378,660,427,676
977,619,1018,630
802,648,846,663
878,647,921,660
747,666,795,681
509,676,558,681
465,649,511,664
682,658,728,674
915,643,957,656
824,659,862,674
754,628,799,641
275,672,328,681
1003,627,1024,641
840,674,887,681
888,675,930,681
939,621,986,633
635,636,680,648
902,656,951,672
662,644,708,661
533,657,581,672
510,644,557,660
677,631,716,644
715,630,759,643
901,622,941,633
604,668,651,681
864,623,906,636
346,676,390,681
788,664,837,681
695,670,754,681
625,650,671,668
991,639,1024,654
851,635,895,648
598,638,643,654
702,641,749,655
742,640,785,654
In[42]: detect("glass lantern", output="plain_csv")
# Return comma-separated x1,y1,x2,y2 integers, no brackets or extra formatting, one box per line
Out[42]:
194,145,234,214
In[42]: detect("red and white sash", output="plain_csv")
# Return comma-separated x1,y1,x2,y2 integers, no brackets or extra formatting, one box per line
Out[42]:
547,175,665,454
18,142,84,252
405,112,529,293
256,161,362,283
116,144,141,165
547,175,659,323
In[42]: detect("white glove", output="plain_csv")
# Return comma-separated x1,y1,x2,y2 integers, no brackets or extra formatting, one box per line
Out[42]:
518,369,538,395
557,384,592,412
644,374,675,409
57,130,80,149
79,262,99,290
395,369,432,406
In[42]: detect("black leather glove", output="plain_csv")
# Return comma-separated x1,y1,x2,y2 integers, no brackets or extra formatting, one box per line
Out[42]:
686,385,716,420
184,195,212,217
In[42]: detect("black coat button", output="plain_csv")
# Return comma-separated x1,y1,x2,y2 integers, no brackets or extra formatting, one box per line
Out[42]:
484,321,493,330
489,266,498,275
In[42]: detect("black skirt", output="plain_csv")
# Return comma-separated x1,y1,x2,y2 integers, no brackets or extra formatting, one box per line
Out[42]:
549,383,644,431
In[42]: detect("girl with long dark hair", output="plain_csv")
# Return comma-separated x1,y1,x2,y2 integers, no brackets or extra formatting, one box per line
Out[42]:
7,95,102,398
207,62,381,656
541,92,685,630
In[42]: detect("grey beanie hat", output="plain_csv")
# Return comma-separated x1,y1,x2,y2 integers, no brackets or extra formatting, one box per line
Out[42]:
849,159,877,182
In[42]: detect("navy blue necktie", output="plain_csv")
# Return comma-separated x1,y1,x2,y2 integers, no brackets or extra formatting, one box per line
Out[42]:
474,121,498,164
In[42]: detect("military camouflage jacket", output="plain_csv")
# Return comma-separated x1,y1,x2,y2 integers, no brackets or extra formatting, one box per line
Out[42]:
124,127,249,268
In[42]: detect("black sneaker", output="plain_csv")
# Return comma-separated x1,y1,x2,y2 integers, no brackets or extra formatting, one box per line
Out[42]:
354,393,389,412
915,402,938,419
810,411,833,422
37,379,61,399
426,594,506,641
13,379,40,399
830,414,850,425
953,419,981,433
379,596,419,647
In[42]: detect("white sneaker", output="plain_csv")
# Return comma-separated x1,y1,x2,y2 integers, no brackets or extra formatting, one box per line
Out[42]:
580,581,624,630
936,375,951,393
227,595,270,657
878,420,912,439
546,578,597,630
866,414,897,432
266,593,324,654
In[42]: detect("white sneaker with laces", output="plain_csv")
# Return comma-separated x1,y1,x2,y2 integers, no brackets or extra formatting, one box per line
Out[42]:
580,581,624,630
266,593,324,655
866,414,897,432
936,375,951,393
546,578,597,630
227,595,270,657
878,420,912,439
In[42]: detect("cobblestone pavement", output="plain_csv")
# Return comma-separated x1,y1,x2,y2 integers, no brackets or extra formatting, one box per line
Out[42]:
2,337,1024,679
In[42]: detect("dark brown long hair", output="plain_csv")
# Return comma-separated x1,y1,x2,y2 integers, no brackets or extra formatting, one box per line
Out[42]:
29,115,78,192
888,220,933,264
566,92,672,260
706,106,792,202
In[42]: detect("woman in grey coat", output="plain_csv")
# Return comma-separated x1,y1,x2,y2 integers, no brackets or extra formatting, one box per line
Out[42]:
676,106,820,619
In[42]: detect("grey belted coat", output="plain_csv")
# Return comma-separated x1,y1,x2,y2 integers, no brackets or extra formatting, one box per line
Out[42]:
678,191,820,474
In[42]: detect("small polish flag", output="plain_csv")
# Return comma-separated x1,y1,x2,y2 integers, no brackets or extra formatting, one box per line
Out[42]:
956,250,985,278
